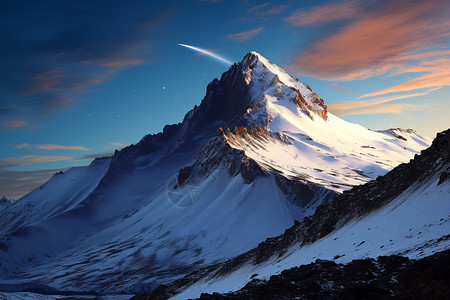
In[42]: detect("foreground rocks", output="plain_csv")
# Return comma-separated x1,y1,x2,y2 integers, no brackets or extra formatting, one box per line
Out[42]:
195,248,450,300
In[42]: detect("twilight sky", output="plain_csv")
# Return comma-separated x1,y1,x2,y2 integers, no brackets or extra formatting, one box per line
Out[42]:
1,0,450,198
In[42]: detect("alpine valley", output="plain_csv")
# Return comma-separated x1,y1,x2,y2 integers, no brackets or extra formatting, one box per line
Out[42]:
1,52,448,299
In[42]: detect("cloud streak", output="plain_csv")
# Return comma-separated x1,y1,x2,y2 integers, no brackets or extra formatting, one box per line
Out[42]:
285,0,360,26
247,3,287,17
0,155,74,168
12,143,91,151
359,58,450,98
286,0,450,81
0,2,166,129
0,151,113,198
227,27,265,42
0,167,68,199
328,89,436,116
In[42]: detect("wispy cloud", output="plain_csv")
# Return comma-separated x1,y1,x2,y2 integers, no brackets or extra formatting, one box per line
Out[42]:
328,89,437,116
247,3,270,13
330,83,353,94
286,0,450,81
3,120,28,128
12,143,91,151
77,152,113,160
359,58,450,98
0,2,166,129
247,2,287,16
235,2,288,23
227,27,264,42
104,142,129,150
0,151,113,198
332,103,425,117
0,152,112,169
285,0,360,26
0,168,68,199
0,155,74,168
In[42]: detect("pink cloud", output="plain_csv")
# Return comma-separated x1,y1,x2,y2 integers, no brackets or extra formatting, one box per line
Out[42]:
12,143,91,151
0,155,74,168
360,58,450,98
0,167,69,199
331,103,425,116
4,120,28,128
227,27,265,42
328,91,433,116
330,83,353,94
286,0,450,80
285,0,360,26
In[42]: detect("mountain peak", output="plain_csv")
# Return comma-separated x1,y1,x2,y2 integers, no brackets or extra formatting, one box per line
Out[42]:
238,51,328,121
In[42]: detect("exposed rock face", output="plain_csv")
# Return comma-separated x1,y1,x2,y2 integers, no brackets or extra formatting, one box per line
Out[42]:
192,249,450,300
241,52,328,122
173,132,267,187
274,175,336,208
379,128,417,141
239,156,265,184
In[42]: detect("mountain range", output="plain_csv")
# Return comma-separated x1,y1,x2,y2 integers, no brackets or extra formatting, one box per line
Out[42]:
1,52,446,299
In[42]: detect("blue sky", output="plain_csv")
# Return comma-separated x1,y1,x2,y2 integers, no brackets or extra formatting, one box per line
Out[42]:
1,0,450,198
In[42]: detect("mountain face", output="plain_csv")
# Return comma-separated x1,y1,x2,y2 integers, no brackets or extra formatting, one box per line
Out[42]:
143,129,449,300
0,52,431,295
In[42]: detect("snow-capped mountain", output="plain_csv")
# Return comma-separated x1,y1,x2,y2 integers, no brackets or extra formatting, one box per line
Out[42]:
0,52,431,295
135,128,450,300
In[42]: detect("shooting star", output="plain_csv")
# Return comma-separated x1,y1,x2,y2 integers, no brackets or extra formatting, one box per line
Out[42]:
178,43,232,65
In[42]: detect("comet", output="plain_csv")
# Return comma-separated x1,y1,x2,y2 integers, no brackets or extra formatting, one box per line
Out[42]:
178,43,232,65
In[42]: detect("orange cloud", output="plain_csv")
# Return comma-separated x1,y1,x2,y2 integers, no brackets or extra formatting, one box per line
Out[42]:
0,167,69,199
247,2,270,13
0,155,74,168
330,83,353,94
12,143,91,151
227,27,264,42
99,58,147,67
248,2,287,16
332,103,425,116
328,89,437,116
18,70,67,95
360,58,450,98
285,0,359,26
4,120,28,128
286,0,450,80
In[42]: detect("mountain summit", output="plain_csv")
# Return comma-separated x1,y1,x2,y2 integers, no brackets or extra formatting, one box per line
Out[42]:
0,52,431,294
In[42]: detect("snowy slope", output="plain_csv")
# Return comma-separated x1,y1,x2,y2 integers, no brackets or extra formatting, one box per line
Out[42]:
0,52,432,295
0,157,110,234
226,52,431,192
171,174,450,300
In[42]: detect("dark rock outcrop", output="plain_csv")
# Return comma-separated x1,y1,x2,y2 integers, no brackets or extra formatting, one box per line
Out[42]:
193,249,450,300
